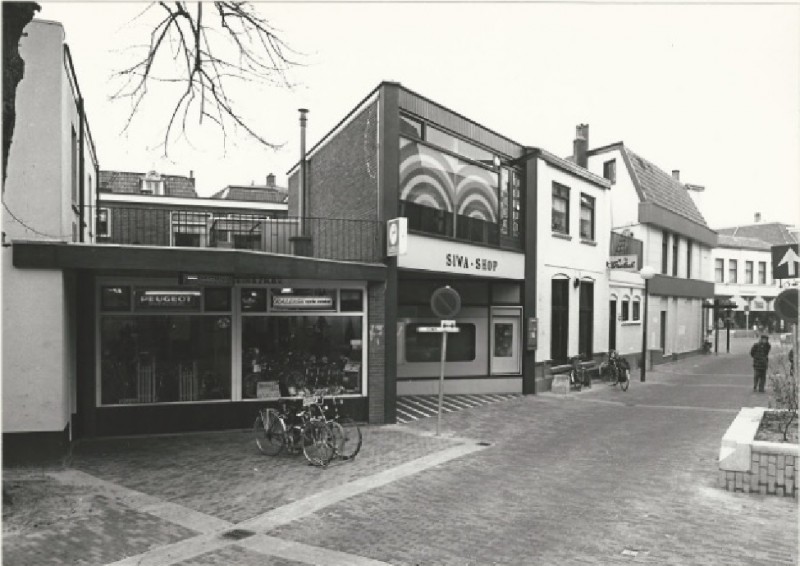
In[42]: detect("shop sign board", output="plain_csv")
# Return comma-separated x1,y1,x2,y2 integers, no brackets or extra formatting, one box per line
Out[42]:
135,290,202,311
387,217,408,257
397,234,524,279
272,295,334,310
771,244,800,279
607,255,638,271
181,273,234,286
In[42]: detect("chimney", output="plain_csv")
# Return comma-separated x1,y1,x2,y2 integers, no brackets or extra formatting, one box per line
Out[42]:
573,124,589,167
755,212,762,223
266,173,275,188
672,170,680,181
189,170,194,179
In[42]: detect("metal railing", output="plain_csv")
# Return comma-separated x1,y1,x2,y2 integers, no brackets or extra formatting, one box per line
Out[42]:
96,206,383,263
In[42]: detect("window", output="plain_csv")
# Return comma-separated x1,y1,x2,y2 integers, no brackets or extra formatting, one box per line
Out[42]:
661,231,669,274
96,208,110,238
499,167,521,239
579,194,595,241
399,115,423,138
552,183,570,234
686,239,692,278
621,296,630,320
632,297,641,321
426,126,494,165
603,159,616,184
745,261,754,284
715,259,724,283
672,235,679,276
729,259,738,283
172,211,208,247
406,323,476,362
140,171,164,195
758,262,767,284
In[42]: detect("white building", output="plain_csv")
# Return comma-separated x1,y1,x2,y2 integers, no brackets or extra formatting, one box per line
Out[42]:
582,130,717,365
2,19,99,458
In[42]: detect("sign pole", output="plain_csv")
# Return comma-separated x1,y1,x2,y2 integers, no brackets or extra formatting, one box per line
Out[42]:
437,331,448,436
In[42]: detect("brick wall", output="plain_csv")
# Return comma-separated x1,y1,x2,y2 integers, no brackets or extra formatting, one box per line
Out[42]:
367,281,386,424
719,449,798,497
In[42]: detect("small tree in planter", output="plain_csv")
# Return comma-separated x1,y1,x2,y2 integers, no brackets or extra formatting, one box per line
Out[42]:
768,351,798,441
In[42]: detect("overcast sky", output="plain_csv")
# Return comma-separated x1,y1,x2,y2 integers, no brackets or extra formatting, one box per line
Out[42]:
40,1,799,230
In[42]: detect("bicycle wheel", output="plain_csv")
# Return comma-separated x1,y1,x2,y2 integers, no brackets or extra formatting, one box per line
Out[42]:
254,409,285,456
332,418,362,461
569,370,581,391
619,368,630,392
302,420,336,467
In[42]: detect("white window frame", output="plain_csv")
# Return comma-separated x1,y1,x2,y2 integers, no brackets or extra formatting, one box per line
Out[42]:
96,207,111,238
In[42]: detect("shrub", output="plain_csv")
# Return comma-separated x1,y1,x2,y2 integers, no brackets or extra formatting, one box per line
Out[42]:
768,351,798,441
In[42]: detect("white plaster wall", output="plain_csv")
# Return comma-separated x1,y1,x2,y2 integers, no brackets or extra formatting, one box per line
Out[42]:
712,246,782,311
536,158,610,360
609,271,645,358
586,148,639,230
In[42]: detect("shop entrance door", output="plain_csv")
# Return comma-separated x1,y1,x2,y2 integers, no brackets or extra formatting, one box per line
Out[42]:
490,314,521,375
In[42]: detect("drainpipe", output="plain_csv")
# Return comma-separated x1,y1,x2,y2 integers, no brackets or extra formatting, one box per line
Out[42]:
78,97,85,242
299,108,308,235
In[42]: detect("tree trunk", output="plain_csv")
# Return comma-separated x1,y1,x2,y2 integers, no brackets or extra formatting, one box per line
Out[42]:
3,2,40,189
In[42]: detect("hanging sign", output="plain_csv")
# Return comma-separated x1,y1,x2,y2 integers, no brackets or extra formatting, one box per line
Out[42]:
607,255,638,271
387,217,408,257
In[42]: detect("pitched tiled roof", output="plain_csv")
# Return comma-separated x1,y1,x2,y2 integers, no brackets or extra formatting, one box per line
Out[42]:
621,147,708,227
211,185,288,204
716,234,772,251
716,222,799,245
99,170,197,198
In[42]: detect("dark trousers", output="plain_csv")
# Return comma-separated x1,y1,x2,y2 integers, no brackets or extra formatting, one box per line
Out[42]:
753,368,767,392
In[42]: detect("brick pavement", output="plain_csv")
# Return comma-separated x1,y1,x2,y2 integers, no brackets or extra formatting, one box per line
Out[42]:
3,340,796,565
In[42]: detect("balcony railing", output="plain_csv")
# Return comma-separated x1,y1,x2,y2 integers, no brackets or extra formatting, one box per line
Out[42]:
96,207,384,263
610,231,644,268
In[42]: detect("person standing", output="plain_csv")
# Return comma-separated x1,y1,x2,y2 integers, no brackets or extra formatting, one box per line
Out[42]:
750,334,771,393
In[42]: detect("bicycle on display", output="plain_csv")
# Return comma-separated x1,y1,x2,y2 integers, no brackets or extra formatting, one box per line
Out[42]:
253,395,336,467
601,350,631,392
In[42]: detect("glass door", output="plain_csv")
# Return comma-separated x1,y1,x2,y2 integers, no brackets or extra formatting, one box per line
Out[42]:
490,314,521,375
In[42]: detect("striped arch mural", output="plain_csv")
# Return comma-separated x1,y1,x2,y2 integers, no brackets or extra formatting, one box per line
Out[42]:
399,138,498,223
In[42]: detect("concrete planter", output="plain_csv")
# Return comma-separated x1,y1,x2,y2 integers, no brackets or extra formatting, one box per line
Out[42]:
718,407,798,497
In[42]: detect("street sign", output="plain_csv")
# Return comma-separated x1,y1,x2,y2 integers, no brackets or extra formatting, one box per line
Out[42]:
416,320,461,333
774,288,799,323
430,286,461,319
772,244,800,279
415,318,460,437
386,217,408,257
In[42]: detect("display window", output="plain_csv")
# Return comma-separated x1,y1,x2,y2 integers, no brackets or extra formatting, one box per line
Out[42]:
405,322,476,362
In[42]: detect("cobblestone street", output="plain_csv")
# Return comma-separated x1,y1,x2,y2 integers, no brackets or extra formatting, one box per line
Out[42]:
3,337,797,565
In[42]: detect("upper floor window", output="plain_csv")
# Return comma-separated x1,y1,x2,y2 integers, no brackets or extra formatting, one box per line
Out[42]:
661,230,669,274
686,239,692,278
745,261,754,284
96,208,110,238
579,193,595,241
715,258,724,283
140,171,165,195
603,159,616,184
552,183,570,234
729,259,738,283
758,261,767,284
499,167,522,239
672,235,679,277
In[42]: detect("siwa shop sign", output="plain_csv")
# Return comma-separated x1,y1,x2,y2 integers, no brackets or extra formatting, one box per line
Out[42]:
398,234,524,279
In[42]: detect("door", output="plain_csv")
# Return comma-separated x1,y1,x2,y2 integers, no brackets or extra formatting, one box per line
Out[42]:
551,279,569,362
578,281,594,358
660,311,667,353
608,299,617,351
490,315,521,374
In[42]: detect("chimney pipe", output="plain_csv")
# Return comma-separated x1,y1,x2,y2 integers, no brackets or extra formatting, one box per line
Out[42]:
573,124,589,168
299,108,308,232
189,170,194,179
672,170,680,181
755,212,761,223
267,173,275,188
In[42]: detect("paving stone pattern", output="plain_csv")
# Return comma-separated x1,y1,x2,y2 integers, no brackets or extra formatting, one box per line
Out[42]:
177,545,307,566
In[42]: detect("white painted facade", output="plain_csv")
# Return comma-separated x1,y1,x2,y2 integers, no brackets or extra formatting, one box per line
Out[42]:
712,245,783,327
2,20,97,436
536,158,610,362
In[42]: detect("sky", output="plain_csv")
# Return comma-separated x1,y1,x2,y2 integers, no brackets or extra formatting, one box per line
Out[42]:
39,1,800,230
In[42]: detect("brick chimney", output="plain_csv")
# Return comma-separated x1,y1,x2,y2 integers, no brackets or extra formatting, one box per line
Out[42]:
573,124,589,167
754,212,762,223
266,173,276,188
672,170,680,181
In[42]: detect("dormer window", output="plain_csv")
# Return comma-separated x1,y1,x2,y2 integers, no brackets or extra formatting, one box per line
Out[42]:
140,171,164,195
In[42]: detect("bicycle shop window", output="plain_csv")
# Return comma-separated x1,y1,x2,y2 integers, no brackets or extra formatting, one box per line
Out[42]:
552,183,570,234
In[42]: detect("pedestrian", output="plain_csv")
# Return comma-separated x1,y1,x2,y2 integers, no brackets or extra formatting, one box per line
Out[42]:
750,334,771,393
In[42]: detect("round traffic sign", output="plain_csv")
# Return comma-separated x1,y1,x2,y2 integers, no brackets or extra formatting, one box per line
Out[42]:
774,289,798,323
430,286,461,319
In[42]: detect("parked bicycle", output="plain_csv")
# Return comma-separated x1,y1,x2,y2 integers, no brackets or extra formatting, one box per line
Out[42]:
602,350,630,392
568,355,592,391
253,396,336,467
315,392,363,461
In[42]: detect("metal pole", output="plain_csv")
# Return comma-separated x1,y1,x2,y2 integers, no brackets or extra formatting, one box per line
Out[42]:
715,307,719,355
793,323,798,382
726,308,731,353
641,279,649,382
437,331,448,436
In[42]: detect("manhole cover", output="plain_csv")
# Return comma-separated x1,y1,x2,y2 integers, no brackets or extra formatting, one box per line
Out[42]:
221,529,255,540
477,441,492,446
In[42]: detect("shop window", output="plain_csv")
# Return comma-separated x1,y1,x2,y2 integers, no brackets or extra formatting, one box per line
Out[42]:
579,193,595,241
340,290,364,312
242,316,363,397
405,323,476,362
100,315,232,404
101,286,131,311
552,183,570,234
204,287,231,312
603,159,616,184
632,297,641,321
745,261,754,284
715,259,724,283
241,288,267,312
96,208,110,238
